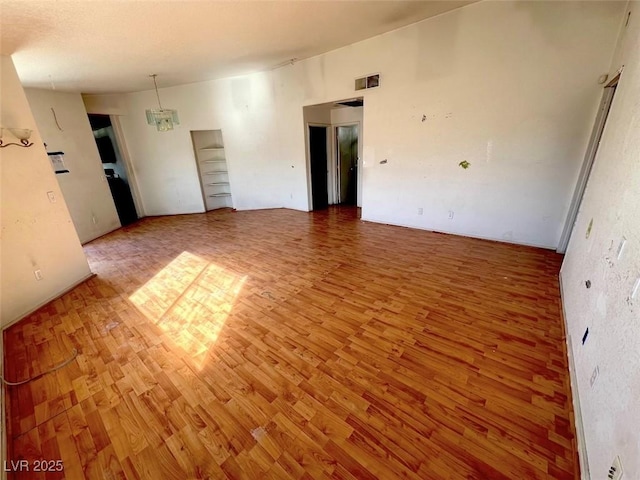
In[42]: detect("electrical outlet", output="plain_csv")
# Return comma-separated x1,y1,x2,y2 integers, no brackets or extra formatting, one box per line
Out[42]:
46,191,56,203
590,365,599,387
448,210,454,220
34,269,43,281
417,208,423,215
608,455,623,480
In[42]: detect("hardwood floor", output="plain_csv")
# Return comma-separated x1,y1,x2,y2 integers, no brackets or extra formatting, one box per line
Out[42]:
3,207,577,479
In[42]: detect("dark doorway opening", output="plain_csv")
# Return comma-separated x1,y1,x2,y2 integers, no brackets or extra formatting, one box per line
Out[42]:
309,125,329,210
336,124,358,206
88,114,138,226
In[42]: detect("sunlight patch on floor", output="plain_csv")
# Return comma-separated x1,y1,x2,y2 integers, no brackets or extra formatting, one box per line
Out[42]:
129,251,246,368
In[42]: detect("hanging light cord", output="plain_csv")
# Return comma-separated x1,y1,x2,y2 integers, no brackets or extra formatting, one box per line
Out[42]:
51,107,63,131
0,348,78,386
151,74,163,110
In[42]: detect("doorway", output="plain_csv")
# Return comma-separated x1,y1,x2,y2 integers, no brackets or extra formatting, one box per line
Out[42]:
304,97,363,211
336,124,358,205
309,125,329,210
88,114,138,226
557,75,619,253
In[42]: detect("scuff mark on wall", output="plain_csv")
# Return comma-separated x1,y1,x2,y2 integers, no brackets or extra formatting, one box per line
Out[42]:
585,218,594,239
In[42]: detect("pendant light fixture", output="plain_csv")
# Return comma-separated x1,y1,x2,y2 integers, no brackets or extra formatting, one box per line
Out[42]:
145,74,179,132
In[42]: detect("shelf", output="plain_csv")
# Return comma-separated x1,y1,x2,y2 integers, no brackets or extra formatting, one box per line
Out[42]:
192,130,230,211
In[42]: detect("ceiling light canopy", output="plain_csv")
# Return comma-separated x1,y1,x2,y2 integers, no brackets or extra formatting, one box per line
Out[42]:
146,74,179,132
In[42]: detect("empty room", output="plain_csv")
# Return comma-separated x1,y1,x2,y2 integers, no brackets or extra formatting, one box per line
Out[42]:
1,0,638,479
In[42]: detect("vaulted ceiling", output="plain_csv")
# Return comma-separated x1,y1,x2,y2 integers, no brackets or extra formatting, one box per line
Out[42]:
0,0,476,94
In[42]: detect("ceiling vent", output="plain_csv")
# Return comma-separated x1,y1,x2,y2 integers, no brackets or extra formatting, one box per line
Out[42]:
355,74,380,91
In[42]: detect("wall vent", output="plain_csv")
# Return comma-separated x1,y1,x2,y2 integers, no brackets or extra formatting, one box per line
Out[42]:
355,74,380,91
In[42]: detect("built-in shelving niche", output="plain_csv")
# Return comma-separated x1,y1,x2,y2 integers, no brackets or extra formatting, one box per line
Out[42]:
191,130,232,211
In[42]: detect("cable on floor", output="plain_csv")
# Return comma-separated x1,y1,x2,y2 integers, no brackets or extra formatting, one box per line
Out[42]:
0,348,79,386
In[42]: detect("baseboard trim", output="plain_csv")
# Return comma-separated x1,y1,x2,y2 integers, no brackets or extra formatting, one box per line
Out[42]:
1,272,96,331
559,272,590,480
359,215,556,250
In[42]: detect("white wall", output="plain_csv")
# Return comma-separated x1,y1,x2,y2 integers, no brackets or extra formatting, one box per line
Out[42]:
83,94,128,116
25,88,121,243
560,2,640,477
0,56,92,327
117,1,623,248
330,106,363,125
304,106,331,125
118,72,292,215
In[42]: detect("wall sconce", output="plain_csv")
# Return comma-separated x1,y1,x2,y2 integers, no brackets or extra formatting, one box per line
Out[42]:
0,128,34,148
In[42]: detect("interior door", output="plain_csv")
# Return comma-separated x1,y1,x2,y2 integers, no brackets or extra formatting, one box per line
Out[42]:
309,126,329,210
336,125,358,205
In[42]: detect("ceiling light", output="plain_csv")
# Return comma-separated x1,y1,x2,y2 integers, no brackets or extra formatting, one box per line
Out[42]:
145,74,179,132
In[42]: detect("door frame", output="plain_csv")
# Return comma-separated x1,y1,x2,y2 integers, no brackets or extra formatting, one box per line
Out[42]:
110,115,145,217
557,74,619,253
333,121,361,206
305,122,331,210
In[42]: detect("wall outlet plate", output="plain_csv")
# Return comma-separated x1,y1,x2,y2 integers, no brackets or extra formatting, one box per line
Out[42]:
608,455,623,480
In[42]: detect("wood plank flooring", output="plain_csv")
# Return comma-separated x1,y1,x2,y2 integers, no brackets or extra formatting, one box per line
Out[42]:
3,207,577,479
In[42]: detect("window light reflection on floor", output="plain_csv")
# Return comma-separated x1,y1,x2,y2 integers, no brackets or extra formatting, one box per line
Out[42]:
129,251,246,369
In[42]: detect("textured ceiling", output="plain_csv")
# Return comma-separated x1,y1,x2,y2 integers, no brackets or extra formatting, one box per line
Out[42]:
0,0,476,94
